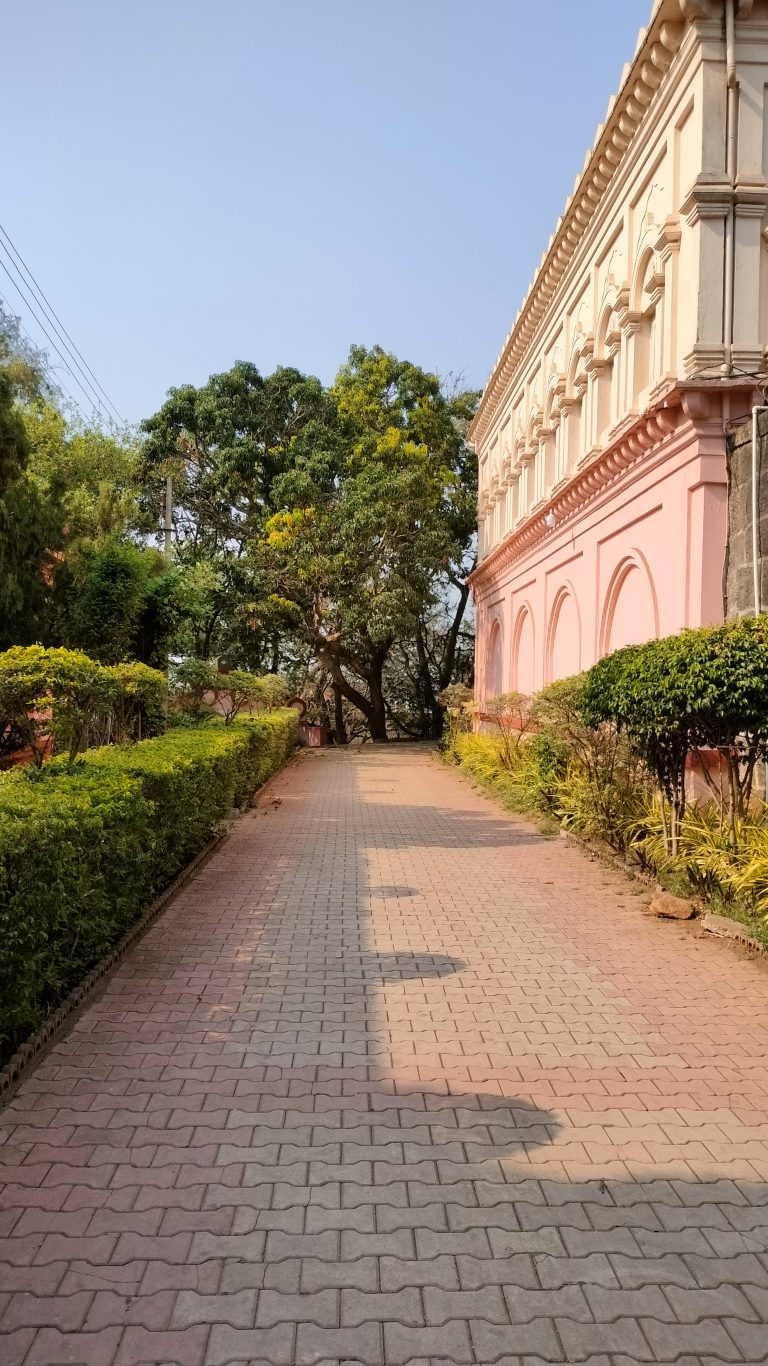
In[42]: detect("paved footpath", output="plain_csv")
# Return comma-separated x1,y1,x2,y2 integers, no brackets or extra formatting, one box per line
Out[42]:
3,746,768,1366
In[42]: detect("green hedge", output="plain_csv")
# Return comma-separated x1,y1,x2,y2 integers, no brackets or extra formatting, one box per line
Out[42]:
0,709,296,1061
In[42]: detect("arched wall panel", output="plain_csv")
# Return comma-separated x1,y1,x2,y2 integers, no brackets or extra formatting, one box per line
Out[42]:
547,588,581,682
512,607,535,695
602,555,658,654
486,619,504,699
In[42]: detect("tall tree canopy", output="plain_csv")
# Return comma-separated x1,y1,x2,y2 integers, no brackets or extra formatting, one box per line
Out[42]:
139,362,332,663
0,316,56,648
259,346,477,738
0,326,477,735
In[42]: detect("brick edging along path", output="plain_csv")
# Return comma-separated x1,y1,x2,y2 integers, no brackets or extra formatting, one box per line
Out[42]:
2,744,768,1364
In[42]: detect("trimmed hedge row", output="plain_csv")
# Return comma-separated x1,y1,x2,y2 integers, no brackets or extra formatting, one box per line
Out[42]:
0,709,297,1061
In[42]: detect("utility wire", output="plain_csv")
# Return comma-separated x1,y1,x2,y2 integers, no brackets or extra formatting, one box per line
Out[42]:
0,255,115,426
0,223,126,427
0,289,89,424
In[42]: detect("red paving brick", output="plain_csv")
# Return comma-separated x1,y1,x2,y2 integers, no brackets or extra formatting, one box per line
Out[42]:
2,744,768,1363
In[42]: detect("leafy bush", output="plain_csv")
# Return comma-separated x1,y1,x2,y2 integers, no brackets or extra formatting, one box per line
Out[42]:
0,765,151,1054
581,618,768,853
0,643,51,764
56,537,184,669
0,645,167,764
105,661,167,742
533,675,651,854
219,670,288,723
437,683,474,750
0,709,297,1061
480,691,534,768
170,660,289,724
169,657,218,719
448,619,768,941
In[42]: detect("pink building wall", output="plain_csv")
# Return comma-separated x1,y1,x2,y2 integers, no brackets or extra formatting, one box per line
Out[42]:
473,386,759,700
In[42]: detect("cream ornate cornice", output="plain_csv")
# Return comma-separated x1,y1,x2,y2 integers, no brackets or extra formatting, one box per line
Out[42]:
470,397,684,590
469,3,690,449
470,378,762,590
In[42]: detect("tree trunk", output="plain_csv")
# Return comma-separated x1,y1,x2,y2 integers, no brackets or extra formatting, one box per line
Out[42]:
415,580,472,741
366,654,388,741
439,579,470,691
332,683,347,745
315,637,391,743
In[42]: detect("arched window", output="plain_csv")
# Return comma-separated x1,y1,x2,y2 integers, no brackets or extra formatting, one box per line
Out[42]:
631,250,659,410
594,306,619,448
565,345,587,473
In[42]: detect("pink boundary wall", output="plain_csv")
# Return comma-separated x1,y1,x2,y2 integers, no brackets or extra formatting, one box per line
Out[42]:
471,385,760,701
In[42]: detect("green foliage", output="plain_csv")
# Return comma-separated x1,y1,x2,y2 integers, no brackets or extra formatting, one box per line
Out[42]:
0,645,166,764
533,674,650,854
140,362,330,665
258,346,477,739
0,644,118,766
0,643,52,764
0,710,297,1060
581,618,768,852
480,691,534,769
0,368,54,649
448,732,555,818
45,647,119,763
448,625,768,946
23,405,140,541
0,764,152,1056
169,657,218,719
55,537,186,667
437,683,474,749
169,659,289,724
106,662,167,742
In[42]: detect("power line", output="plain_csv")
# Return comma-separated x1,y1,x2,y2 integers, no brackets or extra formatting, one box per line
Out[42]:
0,223,125,427
0,289,89,424
0,223,126,428
0,255,115,426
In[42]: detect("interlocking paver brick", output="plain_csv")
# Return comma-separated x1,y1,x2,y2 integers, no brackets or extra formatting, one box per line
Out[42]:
4,746,768,1365
301,1254,378,1291
256,1287,337,1326
1,1289,93,1331
342,1286,423,1325
384,1319,472,1363
0,1327,35,1366
381,1253,460,1290
171,1289,256,1328
24,1326,123,1365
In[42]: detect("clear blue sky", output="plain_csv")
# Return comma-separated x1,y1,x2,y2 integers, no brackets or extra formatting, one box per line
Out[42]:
2,0,649,425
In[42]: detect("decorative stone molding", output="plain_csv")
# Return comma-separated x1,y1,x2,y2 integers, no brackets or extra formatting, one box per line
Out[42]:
469,14,683,448
471,399,683,590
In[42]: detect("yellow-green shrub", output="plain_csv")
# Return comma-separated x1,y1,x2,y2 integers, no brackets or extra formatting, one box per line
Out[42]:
0,710,297,1062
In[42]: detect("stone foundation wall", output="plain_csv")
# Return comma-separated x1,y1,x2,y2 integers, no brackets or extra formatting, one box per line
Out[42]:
726,409,768,618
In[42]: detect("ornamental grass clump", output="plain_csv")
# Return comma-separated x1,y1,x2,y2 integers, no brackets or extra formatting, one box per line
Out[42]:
446,616,768,935
480,690,534,769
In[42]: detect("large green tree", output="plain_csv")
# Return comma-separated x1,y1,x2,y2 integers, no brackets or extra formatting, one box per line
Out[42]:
139,362,331,663
260,346,477,740
0,338,56,648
